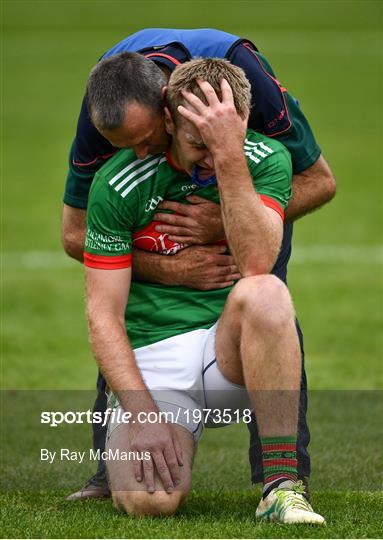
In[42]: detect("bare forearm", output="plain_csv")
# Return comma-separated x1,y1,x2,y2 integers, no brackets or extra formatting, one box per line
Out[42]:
88,316,155,414
132,249,179,285
62,204,86,262
215,155,280,276
285,155,336,222
133,246,240,290
89,314,143,391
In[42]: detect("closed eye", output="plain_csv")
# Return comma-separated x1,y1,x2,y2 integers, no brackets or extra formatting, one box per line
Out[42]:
193,143,207,150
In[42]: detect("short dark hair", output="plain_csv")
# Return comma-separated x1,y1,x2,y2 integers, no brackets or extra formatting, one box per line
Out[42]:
85,52,166,130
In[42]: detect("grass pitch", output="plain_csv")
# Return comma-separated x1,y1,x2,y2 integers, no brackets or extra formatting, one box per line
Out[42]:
1,490,382,539
2,0,382,538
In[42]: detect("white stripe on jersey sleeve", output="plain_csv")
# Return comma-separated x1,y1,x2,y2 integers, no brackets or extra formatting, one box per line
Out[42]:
245,139,274,157
120,157,167,198
245,151,261,164
113,156,162,192
258,141,274,154
108,157,143,186
244,139,275,165
245,138,274,155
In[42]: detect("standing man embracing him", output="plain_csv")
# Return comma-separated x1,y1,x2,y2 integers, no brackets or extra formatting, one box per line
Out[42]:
63,29,336,499
83,57,325,524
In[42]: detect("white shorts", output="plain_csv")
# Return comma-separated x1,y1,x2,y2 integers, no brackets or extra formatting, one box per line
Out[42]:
108,323,251,441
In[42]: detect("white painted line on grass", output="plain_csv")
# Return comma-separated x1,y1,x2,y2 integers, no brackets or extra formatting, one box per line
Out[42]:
2,246,382,270
291,245,383,264
2,251,77,269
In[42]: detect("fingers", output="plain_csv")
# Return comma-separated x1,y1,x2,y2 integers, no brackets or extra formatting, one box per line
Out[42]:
211,254,237,267
182,244,236,263
161,195,212,207
207,271,241,283
133,457,143,484
179,80,232,111
211,264,239,277
215,271,241,282
192,263,241,282
167,234,203,245
177,104,200,125
163,445,182,486
155,226,194,239
202,244,228,254
142,455,155,493
154,213,195,229
206,280,236,290
157,200,194,216
173,433,184,467
150,440,183,493
197,279,237,291
220,78,234,104
204,257,241,284
180,88,209,114
185,195,210,204
150,451,176,493
197,79,221,106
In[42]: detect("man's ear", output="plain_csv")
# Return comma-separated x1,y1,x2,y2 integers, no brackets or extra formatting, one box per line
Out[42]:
161,85,168,99
244,107,250,125
164,106,176,135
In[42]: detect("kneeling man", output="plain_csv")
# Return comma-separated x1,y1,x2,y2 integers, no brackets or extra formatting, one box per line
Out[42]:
84,56,325,525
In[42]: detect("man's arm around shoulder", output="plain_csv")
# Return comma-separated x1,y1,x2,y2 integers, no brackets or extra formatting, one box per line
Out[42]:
287,155,336,222
62,204,86,262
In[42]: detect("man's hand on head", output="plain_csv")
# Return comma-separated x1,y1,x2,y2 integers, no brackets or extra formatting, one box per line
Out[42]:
154,195,225,245
177,79,248,156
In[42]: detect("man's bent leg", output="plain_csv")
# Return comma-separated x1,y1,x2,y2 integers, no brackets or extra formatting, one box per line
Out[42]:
216,275,301,432
107,423,195,516
248,320,311,492
214,275,324,524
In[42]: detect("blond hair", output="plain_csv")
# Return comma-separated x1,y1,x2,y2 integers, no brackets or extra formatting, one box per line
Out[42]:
167,58,251,123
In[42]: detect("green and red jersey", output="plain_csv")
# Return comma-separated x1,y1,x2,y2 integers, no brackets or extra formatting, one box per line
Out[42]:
84,129,292,349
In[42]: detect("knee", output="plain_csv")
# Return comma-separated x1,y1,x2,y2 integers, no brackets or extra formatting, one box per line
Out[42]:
231,275,294,327
113,489,186,517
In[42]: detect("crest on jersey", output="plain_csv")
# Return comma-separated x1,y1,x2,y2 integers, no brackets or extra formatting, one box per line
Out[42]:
132,221,185,255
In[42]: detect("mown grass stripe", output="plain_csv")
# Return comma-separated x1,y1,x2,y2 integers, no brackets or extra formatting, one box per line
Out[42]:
2,245,382,269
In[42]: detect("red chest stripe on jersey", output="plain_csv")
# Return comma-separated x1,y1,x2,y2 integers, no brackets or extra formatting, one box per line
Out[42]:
259,195,284,220
84,252,132,270
133,221,185,255
144,53,181,66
